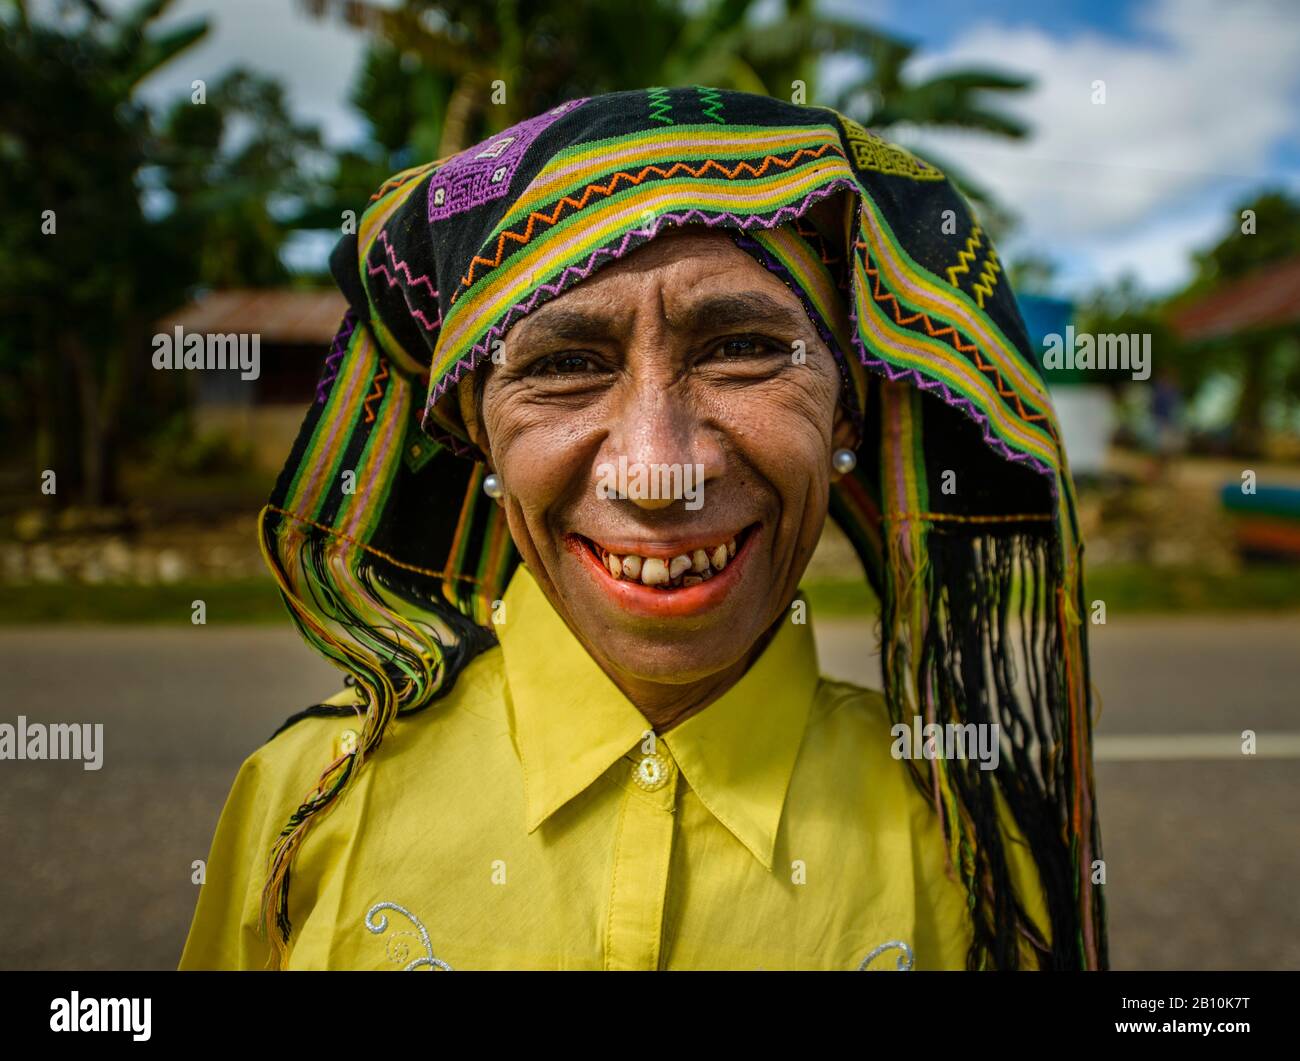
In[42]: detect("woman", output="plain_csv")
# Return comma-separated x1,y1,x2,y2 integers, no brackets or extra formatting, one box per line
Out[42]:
180,87,1105,971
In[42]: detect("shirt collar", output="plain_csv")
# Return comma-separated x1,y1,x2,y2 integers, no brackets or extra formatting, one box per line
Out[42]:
497,564,821,870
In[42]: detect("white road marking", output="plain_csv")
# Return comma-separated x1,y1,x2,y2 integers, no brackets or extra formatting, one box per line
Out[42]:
1094,733,1300,761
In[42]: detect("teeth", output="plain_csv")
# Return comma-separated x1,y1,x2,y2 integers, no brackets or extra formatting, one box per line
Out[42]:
641,557,670,586
589,532,743,589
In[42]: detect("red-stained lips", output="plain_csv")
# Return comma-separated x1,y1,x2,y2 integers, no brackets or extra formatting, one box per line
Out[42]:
564,525,759,617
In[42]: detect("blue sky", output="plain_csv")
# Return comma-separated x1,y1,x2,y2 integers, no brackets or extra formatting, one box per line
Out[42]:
102,0,1300,299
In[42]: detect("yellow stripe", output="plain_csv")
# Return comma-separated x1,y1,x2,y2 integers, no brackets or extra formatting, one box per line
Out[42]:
287,327,378,517
750,226,853,355
437,158,852,361
359,174,428,264
862,202,1052,413
507,125,841,221
855,258,1057,466
340,374,412,540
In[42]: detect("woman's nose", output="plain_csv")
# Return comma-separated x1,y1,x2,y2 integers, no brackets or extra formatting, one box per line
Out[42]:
602,382,722,512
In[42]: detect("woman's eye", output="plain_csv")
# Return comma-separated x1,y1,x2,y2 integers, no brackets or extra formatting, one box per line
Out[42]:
712,335,779,360
533,353,598,375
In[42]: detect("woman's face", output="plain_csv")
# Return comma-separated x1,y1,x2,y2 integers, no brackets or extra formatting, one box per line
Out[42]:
461,226,854,689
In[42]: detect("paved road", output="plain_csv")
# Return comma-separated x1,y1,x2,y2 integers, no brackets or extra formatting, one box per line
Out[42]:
0,618,1296,970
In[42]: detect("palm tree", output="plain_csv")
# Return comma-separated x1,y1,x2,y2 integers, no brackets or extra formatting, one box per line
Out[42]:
300,0,1031,201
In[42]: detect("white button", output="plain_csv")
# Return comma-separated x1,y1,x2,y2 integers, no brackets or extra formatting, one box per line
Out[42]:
633,753,670,791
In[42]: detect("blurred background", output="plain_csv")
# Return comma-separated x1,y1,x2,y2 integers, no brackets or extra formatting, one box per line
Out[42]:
0,0,1297,970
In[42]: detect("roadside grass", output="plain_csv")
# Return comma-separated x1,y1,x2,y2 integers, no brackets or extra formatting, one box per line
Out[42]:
801,563,1300,618
0,579,287,624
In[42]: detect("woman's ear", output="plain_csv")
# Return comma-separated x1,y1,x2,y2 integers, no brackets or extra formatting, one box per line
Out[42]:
829,403,860,481
456,372,491,466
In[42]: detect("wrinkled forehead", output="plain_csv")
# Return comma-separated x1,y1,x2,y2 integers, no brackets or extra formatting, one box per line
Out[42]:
428,190,859,455
500,226,814,344
452,216,860,448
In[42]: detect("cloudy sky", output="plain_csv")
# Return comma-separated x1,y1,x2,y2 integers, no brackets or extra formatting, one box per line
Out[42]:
113,0,1300,297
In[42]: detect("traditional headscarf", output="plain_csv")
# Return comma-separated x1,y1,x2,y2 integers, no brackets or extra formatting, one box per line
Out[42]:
258,87,1105,971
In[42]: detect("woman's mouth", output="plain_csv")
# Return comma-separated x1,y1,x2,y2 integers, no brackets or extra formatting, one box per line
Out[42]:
564,524,759,617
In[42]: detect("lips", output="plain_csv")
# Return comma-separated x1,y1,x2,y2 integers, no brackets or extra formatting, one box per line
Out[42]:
565,524,759,616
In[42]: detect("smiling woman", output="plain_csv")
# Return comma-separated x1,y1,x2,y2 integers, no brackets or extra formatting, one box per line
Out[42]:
179,88,1105,972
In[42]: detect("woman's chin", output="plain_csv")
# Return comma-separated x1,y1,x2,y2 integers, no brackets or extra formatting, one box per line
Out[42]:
554,544,772,683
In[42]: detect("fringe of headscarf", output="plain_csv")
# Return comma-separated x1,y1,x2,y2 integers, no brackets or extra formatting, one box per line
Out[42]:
877,379,1106,969
251,314,500,968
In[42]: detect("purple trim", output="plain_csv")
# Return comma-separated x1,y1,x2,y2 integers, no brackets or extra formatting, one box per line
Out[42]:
427,98,589,222
316,311,358,405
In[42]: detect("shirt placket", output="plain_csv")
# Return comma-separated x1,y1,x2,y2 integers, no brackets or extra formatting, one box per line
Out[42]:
603,741,678,970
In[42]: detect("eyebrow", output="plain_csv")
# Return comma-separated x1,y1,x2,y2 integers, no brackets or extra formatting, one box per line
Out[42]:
514,290,809,348
667,291,808,336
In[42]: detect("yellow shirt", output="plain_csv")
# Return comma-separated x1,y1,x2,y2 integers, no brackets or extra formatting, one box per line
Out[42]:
180,564,1048,970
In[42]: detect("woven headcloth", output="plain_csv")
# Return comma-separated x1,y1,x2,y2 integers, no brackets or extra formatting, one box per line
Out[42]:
259,87,1104,971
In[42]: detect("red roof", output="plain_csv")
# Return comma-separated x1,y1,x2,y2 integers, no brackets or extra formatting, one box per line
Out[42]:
156,289,348,344
1171,257,1300,341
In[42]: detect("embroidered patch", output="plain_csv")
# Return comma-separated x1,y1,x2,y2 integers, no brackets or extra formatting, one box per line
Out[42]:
402,430,442,474
427,98,588,222
856,939,915,970
839,116,945,181
365,901,453,970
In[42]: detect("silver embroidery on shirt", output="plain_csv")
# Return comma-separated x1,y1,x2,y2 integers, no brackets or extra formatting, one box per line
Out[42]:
857,940,914,971
365,901,453,970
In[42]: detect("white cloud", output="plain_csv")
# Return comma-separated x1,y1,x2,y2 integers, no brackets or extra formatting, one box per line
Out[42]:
124,0,377,148
901,0,1300,293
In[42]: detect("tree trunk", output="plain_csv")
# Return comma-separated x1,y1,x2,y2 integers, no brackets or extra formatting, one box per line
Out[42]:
1231,338,1269,458
62,333,113,507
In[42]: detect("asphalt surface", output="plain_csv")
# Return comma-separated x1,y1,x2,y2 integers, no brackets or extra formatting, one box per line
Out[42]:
0,617,1296,970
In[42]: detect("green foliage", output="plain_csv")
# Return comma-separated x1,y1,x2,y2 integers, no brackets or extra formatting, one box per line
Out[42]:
0,0,210,505
1166,188,1300,453
306,0,1032,215
156,68,329,287
150,416,254,476
0,3,327,506
0,579,286,624
1188,189,1300,292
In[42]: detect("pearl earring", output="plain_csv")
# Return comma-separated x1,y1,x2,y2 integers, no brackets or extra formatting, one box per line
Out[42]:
482,472,505,499
832,448,857,475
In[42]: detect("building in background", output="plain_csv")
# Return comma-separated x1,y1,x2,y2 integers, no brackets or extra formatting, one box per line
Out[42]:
156,289,346,472
1018,293,1116,480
